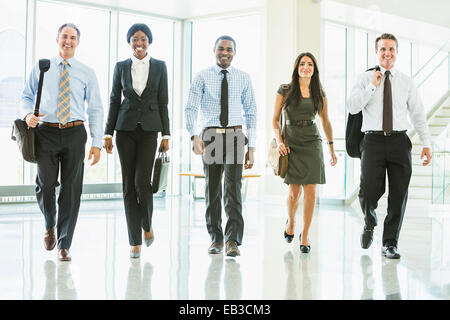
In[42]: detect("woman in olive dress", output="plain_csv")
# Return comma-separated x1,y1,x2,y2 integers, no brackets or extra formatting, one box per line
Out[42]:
272,52,337,253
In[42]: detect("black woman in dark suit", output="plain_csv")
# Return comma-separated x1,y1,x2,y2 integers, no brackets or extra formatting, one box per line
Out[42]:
103,23,170,258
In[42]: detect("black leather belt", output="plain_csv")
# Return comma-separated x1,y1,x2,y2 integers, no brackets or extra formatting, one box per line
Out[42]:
365,130,406,136
286,120,314,127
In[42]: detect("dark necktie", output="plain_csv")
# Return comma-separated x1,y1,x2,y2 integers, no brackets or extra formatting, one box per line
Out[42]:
383,70,393,135
220,69,228,128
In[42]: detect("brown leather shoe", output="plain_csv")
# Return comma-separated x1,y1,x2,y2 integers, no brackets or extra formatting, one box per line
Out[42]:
208,242,223,254
58,249,72,261
44,227,56,251
225,240,240,257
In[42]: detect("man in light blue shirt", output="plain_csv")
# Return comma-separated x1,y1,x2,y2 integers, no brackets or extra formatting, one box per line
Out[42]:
185,35,257,257
21,23,104,261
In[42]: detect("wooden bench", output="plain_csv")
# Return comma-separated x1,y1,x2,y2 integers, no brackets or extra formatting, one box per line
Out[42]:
179,172,261,201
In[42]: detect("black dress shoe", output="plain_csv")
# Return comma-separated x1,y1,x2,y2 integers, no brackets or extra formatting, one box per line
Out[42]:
284,220,294,243
299,233,311,253
382,246,401,259
361,227,374,249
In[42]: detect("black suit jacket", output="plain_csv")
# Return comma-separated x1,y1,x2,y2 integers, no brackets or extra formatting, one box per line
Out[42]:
105,57,170,136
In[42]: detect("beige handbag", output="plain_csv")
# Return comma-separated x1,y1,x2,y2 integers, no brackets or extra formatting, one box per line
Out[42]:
267,102,289,178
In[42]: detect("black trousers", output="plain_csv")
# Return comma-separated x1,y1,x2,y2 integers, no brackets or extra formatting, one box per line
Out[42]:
202,128,246,246
358,132,412,247
35,124,87,249
116,125,158,246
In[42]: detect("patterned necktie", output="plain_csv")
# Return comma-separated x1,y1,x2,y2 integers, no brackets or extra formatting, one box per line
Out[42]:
383,70,393,135
220,69,228,128
57,60,70,125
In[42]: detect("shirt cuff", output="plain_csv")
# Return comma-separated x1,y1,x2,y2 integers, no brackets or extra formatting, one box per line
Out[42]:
103,134,113,139
366,83,376,94
162,135,170,140
247,127,256,148
92,137,103,150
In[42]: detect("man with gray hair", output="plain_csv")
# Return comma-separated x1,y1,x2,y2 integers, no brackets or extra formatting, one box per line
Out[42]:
185,35,257,257
21,23,104,261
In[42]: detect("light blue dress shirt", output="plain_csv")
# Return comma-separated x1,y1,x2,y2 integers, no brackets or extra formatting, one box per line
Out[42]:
185,64,257,148
21,56,104,149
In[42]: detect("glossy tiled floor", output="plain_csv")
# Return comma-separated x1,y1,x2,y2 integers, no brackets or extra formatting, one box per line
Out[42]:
0,196,449,300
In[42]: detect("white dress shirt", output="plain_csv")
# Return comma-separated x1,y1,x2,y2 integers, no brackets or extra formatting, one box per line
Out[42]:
131,54,151,96
104,53,169,140
347,67,431,147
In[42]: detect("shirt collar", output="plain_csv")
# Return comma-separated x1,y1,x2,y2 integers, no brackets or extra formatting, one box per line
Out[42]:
131,53,150,66
56,55,74,67
214,64,233,75
380,66,397,77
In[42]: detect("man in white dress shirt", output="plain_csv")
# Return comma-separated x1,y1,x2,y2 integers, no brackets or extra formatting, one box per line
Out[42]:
347,33,432,259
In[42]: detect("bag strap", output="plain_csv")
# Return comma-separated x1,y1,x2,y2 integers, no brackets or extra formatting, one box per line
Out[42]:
281,103,288,147
34,59,51,116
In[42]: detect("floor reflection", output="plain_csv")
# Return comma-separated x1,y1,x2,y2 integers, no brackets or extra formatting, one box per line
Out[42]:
204,255,242,299
284,251,296,299
125,260,153,300
204,254,223,299
43,260,77,300
382,259,401,300
360,255,375,300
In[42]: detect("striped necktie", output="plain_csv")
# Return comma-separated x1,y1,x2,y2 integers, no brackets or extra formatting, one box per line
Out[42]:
57,60,70,124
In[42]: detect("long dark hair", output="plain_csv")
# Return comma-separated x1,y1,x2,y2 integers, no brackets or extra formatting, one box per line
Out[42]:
284,52,325,114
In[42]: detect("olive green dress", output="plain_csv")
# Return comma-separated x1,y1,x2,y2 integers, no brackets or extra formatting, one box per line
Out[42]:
277,85,325,185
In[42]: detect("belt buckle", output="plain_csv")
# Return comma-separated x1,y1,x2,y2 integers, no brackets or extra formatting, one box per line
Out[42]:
216,128,226,134
59,122,62,129
384,131,391,136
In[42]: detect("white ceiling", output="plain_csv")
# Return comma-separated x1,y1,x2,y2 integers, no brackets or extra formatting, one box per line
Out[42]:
62,0,265,19
60,0,450,29
330,0,450,29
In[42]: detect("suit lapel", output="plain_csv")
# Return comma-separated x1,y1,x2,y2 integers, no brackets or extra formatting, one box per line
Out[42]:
141,58,157,97
125,58,140,99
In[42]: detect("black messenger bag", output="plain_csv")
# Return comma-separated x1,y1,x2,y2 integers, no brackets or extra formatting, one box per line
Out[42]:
11,59,51,163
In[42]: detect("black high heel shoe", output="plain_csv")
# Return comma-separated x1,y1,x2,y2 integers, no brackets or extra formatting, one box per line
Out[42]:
299,233,311,253
284,220,294,243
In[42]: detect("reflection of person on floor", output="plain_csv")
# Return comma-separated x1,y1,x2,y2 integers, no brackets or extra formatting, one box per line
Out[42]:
204,255,224,299
43,260,77,300
125,260,153,300
360,255,375,300
283,251,297,299
298,254,312,299
224,259,242,300
43,260,56,300
382,259,401,300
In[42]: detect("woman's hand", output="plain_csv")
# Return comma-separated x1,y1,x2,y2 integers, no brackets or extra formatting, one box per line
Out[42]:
103,137,113,154
329,150,337,166
159,139,169,152
277,141,290,156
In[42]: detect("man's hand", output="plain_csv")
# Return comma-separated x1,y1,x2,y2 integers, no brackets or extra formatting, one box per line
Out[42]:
88,147,101,166
421,147,432,166
372,70,383,87
159,139,169,152
244,147,255,170
103,138,113,154
192,135,205,155
25,113,45,128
